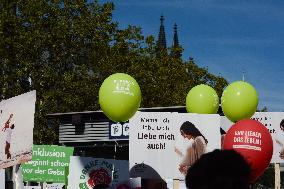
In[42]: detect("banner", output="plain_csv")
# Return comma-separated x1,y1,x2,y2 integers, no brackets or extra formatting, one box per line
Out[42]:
67,156,129,189
0,91,36,169
129,177,141,189
21,145,74,183
221,112,284,163
0,169,4,189
165,179,187,189
14,164,24,189
65,166,69,188
47,183,65,189
109,121,129,140
129,112,221,179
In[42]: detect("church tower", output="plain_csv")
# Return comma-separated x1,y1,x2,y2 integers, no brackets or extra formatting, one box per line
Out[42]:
171,23,182,58
172,23,179,48
157,15,167,51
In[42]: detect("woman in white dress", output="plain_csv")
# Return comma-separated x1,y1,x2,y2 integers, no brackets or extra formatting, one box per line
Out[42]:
220,127,226,149
175,121,208,175
276,119,284,159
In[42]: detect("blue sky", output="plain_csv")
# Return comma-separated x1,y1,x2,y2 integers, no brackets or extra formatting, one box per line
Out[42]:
100,0,284,111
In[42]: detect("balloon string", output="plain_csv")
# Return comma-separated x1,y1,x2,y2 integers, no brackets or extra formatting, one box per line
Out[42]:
242,69,245,81
112,141,118,180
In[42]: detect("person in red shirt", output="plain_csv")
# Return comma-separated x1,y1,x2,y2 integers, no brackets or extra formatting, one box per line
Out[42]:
2,113,13,132
2,114,15,159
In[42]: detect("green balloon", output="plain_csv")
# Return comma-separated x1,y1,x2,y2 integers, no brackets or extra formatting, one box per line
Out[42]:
186,84,219,114
99,73,141,122
221,81,258,122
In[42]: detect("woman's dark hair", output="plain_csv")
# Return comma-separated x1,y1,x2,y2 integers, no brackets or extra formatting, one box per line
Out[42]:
180,121,208,144
220,127,226,135
280,119,284,129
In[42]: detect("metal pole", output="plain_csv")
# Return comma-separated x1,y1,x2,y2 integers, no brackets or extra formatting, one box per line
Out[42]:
173,179,179,189
275,163,281,189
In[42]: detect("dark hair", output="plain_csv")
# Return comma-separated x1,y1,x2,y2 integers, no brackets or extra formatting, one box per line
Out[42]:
186,149,251,189
180,121,208,144
11,124,15,129
280,119,284,129
220,127,226,135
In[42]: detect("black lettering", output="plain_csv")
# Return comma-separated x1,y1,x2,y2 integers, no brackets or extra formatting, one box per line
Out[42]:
138,133,143,139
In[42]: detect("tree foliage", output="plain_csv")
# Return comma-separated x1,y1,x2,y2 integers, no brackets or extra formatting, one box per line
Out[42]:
253,165,275,189
0,0,228,144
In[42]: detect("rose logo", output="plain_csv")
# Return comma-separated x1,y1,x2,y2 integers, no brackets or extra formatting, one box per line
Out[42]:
87,168,111,188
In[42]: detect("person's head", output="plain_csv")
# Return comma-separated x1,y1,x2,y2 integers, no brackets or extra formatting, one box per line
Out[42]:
186,149,251,189
280,119,284,131
180,121,208,143
10,124,15,129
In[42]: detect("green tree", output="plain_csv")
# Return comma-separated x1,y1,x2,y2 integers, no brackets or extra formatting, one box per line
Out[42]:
0,0,228,144
253,165,275,188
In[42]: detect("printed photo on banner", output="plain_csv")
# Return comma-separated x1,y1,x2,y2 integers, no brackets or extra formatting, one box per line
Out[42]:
67,156,129,189
174,113,221,178
0,91,36,169
221,112,284,163
220,116,233,148
129,112,221,180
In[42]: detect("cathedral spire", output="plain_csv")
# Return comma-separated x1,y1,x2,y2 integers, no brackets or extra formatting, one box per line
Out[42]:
157,15,167,50
172,23,179,48
171,23,182,58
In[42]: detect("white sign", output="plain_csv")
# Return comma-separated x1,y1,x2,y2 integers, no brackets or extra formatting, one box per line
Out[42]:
221,112,284,163
109,122,129,140
67,156,129,189
0,91,36,169
165,179,187,189
0,169,4,189
47,183,64,189
129,112,221,179
14,164,24,189
129,177,141,189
